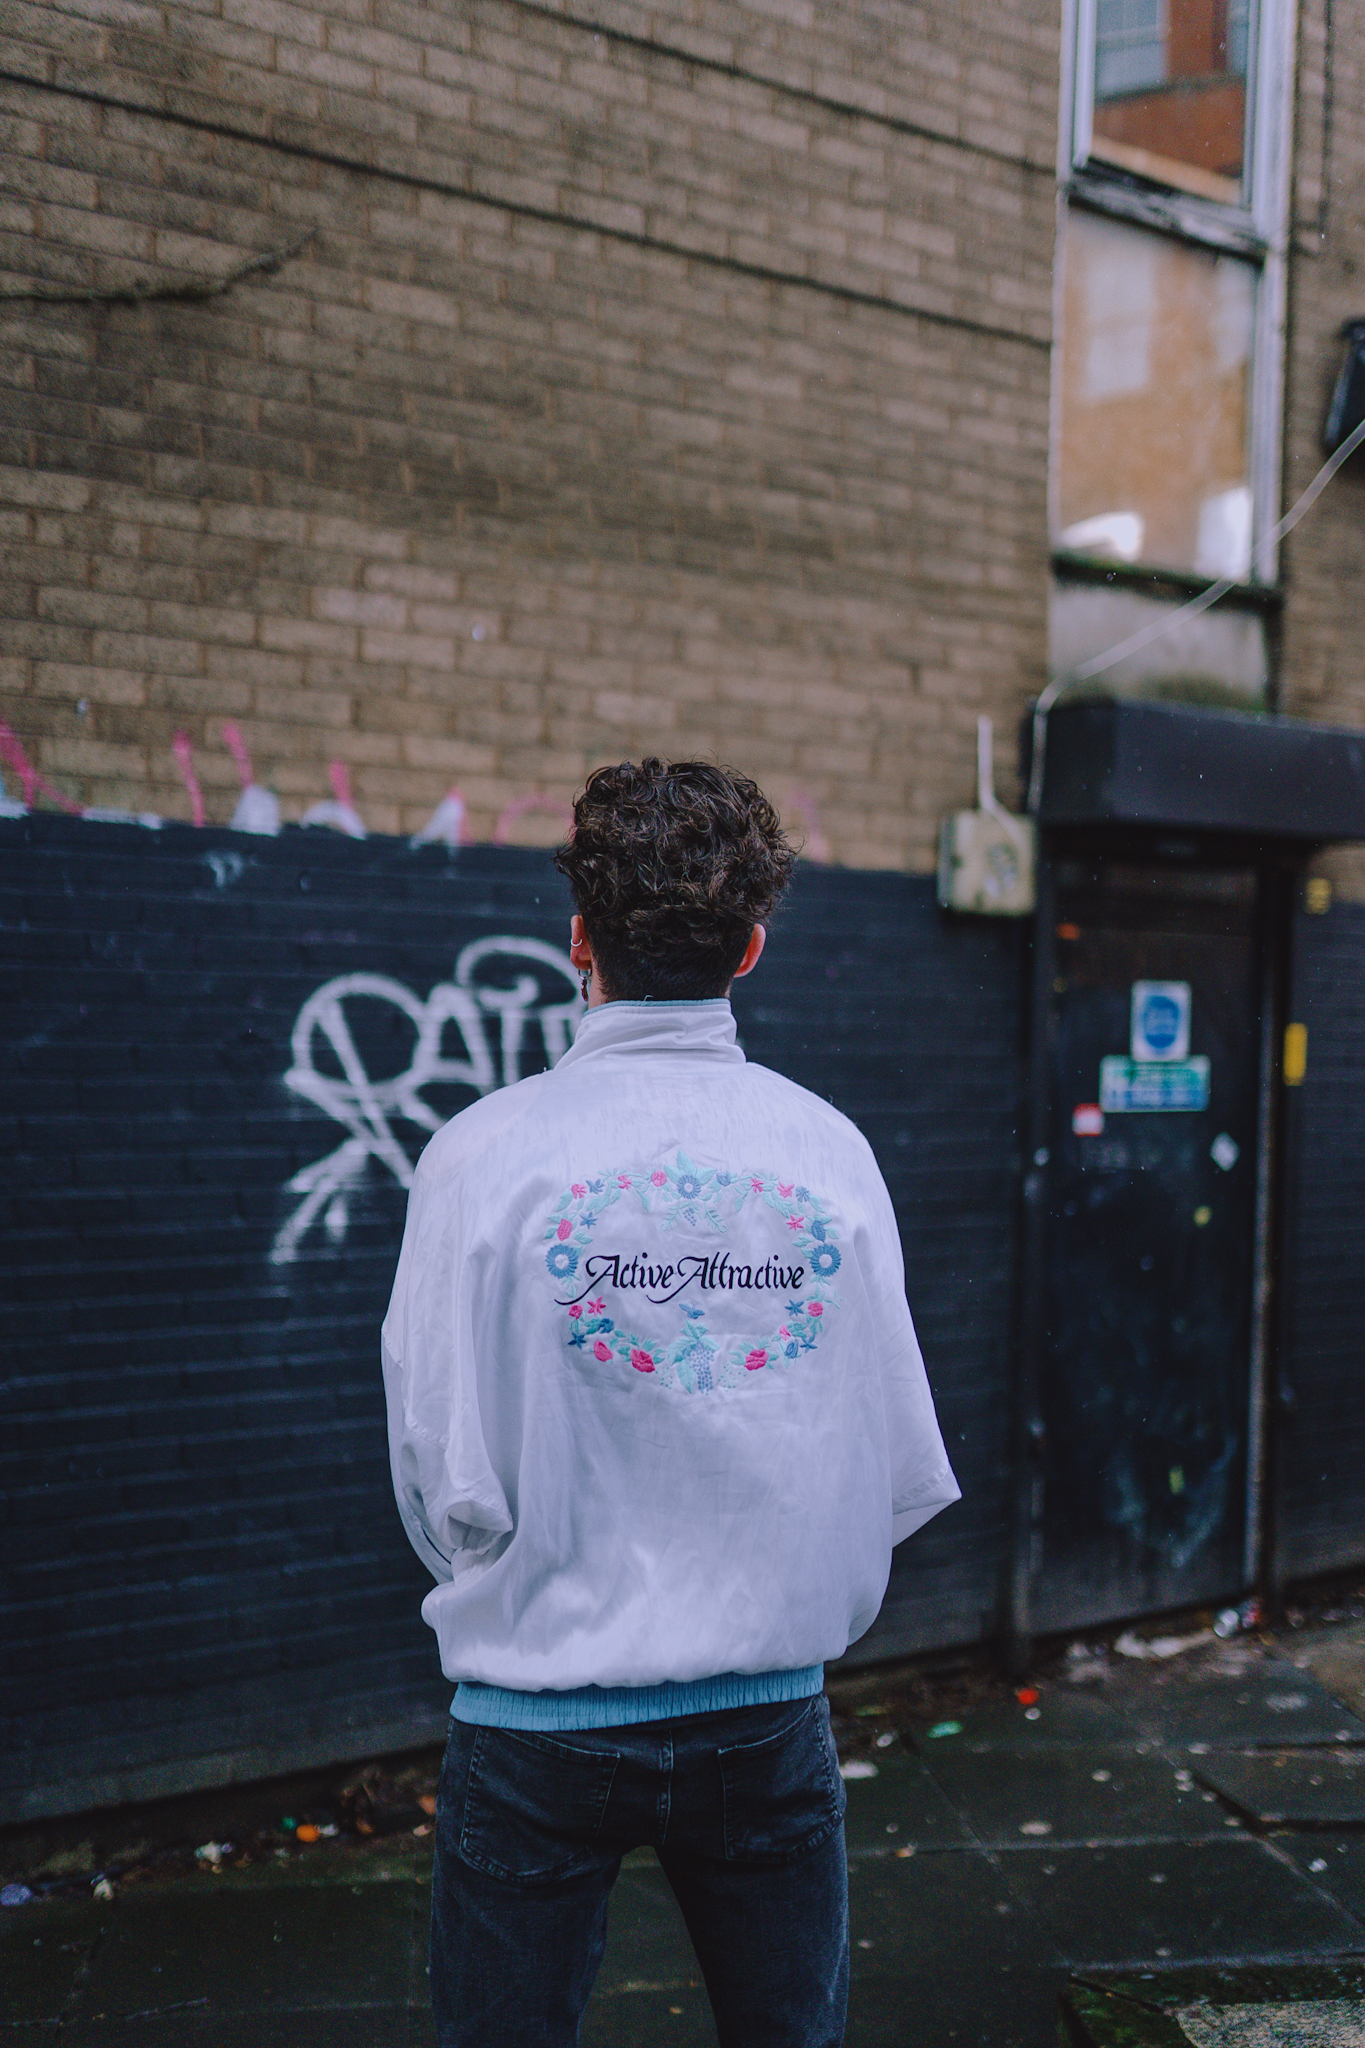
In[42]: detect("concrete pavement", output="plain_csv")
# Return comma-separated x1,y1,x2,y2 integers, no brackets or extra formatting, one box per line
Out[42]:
5,1622,1365,2045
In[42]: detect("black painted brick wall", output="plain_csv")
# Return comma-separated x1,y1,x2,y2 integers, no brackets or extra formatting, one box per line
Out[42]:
1277,902,1365,1583
0,814,1021,1822
729,871,1024,1657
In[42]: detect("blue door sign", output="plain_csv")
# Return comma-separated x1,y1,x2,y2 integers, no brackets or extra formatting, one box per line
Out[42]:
1131,980,1191,1062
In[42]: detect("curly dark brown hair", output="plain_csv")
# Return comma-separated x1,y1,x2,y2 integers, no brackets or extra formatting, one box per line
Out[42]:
554,759,797,1001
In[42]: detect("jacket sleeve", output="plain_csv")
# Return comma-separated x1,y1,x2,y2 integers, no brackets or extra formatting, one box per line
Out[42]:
854,1147,962,1544
381,1150,514,1583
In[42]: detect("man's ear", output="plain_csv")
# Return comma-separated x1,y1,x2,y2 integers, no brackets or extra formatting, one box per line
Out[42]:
731,925,766,981
569,913,593,971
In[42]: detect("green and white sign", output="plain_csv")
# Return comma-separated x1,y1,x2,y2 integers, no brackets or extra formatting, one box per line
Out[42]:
1100,1055,1210,1113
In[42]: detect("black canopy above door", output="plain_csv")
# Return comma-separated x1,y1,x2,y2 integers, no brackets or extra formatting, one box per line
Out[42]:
1033,699,1365,842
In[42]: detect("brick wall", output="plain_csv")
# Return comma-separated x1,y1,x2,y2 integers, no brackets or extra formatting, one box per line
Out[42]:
0,0,1058,869
1276,899,1365,1582
0,812,1021,1822
1283,0,1365,898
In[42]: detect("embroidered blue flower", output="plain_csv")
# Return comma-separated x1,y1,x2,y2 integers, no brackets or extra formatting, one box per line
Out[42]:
546,1243,579,1280
587,1179,604,1193
809,1219,828,1241
808,1242,841,1278
714,1171,733,1186
682,1305,705,1321
784,1341,799,1359
675,1174,703,1200
796,1185,811,1202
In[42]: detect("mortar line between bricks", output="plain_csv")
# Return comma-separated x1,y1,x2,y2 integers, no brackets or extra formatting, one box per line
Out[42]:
495,0,1055,177
0,66,1052,354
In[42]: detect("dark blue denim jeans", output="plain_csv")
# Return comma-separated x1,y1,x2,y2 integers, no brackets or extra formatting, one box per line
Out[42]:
431,1693,849,2047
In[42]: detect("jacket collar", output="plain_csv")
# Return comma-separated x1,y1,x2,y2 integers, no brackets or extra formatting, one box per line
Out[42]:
554,1000,745,1072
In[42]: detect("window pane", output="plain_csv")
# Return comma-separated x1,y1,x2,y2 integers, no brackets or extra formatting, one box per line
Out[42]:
1057,211,1255,581
1091,0,1249,201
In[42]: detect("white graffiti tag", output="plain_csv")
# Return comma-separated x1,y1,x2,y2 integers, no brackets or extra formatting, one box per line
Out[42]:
271,936,582,1264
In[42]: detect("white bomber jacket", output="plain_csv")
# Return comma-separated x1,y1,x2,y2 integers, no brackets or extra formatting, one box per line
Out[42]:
382,999,960,1692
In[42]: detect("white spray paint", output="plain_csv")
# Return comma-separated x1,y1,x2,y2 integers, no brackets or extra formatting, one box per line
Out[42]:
301,761,366,838
222,724,282,836
271,936,582,1264
411,787,469,847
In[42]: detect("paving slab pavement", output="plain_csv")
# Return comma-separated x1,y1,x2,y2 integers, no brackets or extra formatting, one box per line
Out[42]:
1281,1622,1365,1725
5,1624,1365,2046
1060,1959,1365,2046
994,1839,1363,1968
917,1743,1235,1846
1097,1656,1365,1752
1273,1836,1365,1922
1191,1747,1365,1827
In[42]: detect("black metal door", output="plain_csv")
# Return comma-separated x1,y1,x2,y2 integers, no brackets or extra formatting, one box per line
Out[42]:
1032,857,1262,1633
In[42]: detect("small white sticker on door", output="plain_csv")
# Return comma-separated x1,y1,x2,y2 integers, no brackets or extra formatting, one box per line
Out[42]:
1210,1132,1240,1172
1131,981,1191,1062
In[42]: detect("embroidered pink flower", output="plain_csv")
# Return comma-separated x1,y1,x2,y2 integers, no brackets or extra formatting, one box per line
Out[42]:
593,1339,613,1362
571,1183,586,1198
557,1217,572,1241
629,1347,656,1374
588,1297,605,1314
807,1301,823,1316
751,1178,764,1192
617,1174,632,1188
787,1215,804,1231
778,1326,790,1340
744,1348,768,1372
651,1169,667,1186
778,1181,794,1197
568,1304,582,1320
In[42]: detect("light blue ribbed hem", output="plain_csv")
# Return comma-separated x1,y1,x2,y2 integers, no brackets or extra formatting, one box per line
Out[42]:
451,1665,824,1731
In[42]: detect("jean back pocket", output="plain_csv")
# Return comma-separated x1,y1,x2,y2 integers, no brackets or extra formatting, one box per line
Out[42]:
718,1698,845,1865
458,1727,620,1885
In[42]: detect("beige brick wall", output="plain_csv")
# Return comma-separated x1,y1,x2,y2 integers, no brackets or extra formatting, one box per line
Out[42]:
1282,0,1365,896
0,0,1057,864
1282,0,1365,714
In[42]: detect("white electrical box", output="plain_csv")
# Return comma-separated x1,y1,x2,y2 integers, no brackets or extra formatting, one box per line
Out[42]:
936,718,1037,917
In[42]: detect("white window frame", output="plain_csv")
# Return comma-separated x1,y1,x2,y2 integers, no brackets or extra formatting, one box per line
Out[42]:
1057,0,1297,587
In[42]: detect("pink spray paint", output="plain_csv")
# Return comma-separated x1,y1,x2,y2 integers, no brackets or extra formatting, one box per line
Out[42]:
172,731,206,826
221,722,255,789
300,759,366,837
493,793,575,845
785,787,831,863
0,722,81,813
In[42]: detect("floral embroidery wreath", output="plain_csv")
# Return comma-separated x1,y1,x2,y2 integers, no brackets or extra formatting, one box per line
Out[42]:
543,1150,842,1395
